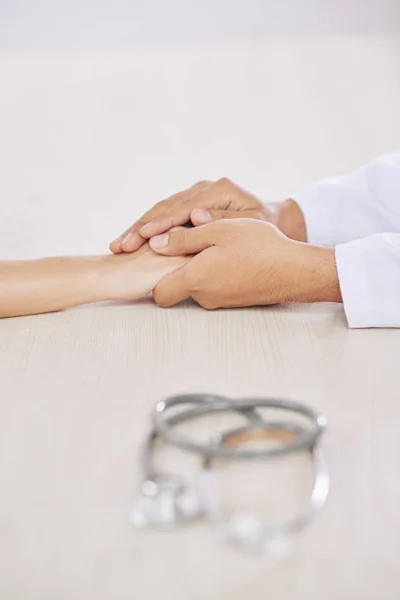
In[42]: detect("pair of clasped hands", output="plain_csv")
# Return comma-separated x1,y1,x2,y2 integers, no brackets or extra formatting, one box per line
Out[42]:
110,179,341,309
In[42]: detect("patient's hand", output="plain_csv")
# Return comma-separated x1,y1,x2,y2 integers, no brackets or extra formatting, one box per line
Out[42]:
101,239,191,302
0,231,191,319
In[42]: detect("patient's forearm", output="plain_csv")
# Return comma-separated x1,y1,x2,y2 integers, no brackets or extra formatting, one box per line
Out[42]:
0,256,112,318
0,248,188,318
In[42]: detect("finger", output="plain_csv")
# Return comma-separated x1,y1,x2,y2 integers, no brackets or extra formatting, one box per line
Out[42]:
153,265,191,307
190,207,264,226
110,230,146,254
109,235,130,254
149,224,217,256
139,181,233,238
110,224,148,254
110,197,181,253
110,182,211,253
139,208,193,239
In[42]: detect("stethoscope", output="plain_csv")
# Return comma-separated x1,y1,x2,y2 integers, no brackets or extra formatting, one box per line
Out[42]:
130,394,329,555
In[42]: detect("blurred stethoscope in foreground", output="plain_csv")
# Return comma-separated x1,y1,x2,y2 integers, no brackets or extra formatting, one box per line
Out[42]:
130,394,329,555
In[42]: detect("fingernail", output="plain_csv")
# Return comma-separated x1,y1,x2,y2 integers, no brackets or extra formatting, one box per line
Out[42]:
140,221,153,233
112,235,122,245
121,232,134,245
192,208,211,224
150,234,169,249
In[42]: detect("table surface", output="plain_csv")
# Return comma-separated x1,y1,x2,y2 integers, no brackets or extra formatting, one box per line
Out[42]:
1,34,400,600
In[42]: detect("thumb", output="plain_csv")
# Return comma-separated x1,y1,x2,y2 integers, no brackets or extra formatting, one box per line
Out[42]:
149,224,217,256
153,264,191,307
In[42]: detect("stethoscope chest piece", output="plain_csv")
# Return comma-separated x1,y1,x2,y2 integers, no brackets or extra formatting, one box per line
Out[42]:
131,393,329,554
129,474,206,528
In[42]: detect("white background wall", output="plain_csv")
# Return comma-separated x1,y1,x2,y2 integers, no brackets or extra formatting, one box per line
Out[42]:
1,1,399,258
1,0,400,52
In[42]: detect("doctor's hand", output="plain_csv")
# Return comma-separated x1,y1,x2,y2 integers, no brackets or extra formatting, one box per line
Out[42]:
110,179,306,254
149,219,341,309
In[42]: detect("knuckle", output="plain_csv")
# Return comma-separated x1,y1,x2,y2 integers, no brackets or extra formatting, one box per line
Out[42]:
148,200,166,215
169,229,186,250
216,177,232,188
134,219,147,230
153,199,165,209
148,198,171,216
194,180,210,188
208,209,221,221
154,201,168,213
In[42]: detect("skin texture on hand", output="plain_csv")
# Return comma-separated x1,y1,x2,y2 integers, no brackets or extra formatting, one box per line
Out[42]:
148,219,341,309
110,178,307,254
0,244,190,318
99,243,190,302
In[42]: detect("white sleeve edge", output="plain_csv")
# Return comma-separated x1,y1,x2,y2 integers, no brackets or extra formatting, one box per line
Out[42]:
335,244,373,328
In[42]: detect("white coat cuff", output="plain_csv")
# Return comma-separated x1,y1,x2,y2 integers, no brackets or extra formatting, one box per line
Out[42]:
335,243,373,328
335,235,400,328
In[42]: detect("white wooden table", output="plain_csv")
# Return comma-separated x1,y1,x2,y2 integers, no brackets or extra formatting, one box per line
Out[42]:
1,35,400,600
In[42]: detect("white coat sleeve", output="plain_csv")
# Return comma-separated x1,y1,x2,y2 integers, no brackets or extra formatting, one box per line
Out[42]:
335,234,400,328
292,153,400,328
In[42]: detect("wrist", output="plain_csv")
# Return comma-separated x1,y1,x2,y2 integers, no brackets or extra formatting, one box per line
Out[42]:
273,199,307,242
87,255,117,302
289,244,342,303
